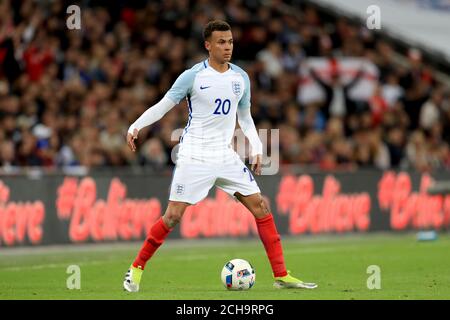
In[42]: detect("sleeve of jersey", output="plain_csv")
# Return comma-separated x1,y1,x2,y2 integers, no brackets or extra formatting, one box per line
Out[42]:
128,96,176,134
237,107,263,157
128,69,195,134
165,69,196,104
238,71,251,109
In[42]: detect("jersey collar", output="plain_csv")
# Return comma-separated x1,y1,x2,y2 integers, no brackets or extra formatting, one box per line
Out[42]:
204,59,232,74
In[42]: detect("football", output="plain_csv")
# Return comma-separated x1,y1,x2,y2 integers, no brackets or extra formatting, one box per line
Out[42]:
221,258,256,290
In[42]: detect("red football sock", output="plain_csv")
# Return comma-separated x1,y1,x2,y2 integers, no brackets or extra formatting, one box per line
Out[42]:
133,217,172,269
255,214,288,277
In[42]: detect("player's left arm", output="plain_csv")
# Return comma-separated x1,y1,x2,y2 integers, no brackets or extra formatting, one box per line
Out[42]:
237,71,263,175
237,107,263,175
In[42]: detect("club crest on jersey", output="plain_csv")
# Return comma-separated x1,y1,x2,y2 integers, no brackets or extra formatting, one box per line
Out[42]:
231,81,241,96
175,184,185,195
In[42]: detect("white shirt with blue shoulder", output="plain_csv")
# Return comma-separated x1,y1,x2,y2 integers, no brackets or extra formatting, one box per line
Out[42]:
129,59,262,164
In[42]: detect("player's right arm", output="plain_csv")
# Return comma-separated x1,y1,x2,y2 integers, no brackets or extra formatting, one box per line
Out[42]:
127,97,176,152
127,69,195,152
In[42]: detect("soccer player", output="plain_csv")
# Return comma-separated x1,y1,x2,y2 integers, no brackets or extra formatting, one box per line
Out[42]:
123,20,317,292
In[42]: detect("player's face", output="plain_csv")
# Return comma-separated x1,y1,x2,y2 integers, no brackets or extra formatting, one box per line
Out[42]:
206,30,233,63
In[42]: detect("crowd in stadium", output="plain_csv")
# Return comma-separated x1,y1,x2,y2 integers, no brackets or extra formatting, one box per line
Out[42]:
1,0,449,173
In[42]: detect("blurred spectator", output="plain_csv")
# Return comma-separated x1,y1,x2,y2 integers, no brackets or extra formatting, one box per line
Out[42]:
419,88,444,130
257,42,284,79
309,63,365,120
139,138,168,170
386,127,406,168
0,140,17,170
0,0,448,174
381,71,404,108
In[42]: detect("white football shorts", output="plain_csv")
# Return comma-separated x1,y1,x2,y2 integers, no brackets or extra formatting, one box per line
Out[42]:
168,150,261,204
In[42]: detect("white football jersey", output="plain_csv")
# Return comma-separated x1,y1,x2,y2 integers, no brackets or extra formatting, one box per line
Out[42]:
165,59,251,164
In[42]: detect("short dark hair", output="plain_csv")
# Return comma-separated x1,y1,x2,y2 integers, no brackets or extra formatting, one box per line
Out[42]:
203,20,231,40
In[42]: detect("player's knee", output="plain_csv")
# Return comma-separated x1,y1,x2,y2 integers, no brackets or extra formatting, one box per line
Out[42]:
258,196,270,216
163,211,183,228
254,195,270,218
163,203,188,228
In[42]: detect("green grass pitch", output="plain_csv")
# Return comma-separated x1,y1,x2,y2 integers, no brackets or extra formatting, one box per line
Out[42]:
1,233,449,300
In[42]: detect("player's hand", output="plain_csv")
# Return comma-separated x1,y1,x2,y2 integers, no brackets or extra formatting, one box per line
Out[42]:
127,128,139,152
251,154,262,176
